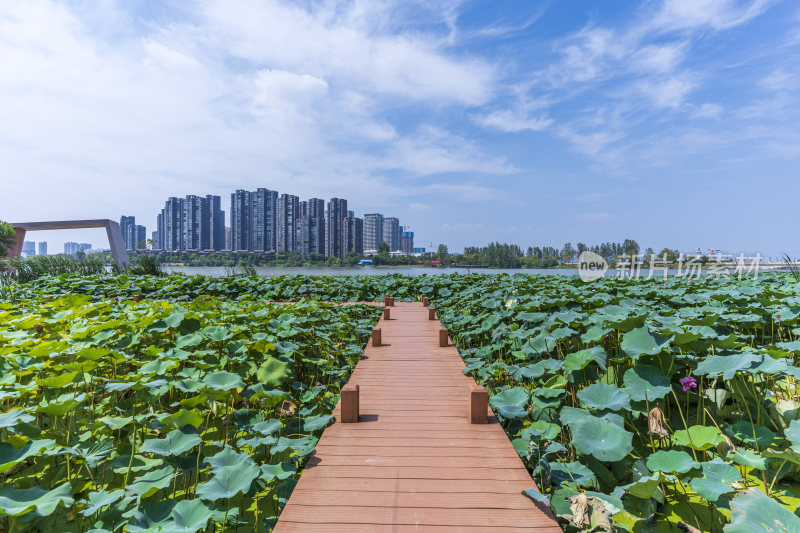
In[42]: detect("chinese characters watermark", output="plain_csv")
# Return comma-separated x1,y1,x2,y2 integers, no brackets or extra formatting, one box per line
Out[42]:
579,252,762,282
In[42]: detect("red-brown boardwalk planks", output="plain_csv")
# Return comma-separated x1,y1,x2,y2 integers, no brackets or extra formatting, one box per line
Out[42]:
273,302,561,532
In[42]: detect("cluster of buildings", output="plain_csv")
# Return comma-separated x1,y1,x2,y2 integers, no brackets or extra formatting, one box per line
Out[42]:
20,241,48,257
132,190,415,258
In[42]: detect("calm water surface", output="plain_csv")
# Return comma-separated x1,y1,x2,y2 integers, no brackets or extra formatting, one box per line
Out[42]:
163,266,584,277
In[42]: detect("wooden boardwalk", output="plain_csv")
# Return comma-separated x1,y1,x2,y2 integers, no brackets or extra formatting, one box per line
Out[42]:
274,302,561,532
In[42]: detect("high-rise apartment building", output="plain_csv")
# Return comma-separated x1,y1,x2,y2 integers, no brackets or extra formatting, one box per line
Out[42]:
64,242,92,254
160,197,184,251
21,241,35,256
296,216,325,257
363,213,384,252
343,217,363,255
154,194,223,252
249,188,278,252
206,195,226,251
38,242,47,256
383,217,400,251
133,225,147,249
276,194,300,252
401,230,414,255
326,198,348,259
120,216,136,249
230,190,251,252
183,195,203,251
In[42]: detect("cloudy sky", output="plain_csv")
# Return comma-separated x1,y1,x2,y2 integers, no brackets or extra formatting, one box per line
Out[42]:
1,0,798,256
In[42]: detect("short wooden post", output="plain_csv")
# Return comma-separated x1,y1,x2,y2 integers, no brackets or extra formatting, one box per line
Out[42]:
439,327,449,347
341,384,359,423
428,307,436,320
389,296,395,306
384,295,391,306
383,307,391,320
372,328,382,347
421,295,429,306
468,384,488,424
133,294,141,302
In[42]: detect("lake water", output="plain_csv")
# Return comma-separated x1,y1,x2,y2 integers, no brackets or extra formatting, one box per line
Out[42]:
163,266,584,277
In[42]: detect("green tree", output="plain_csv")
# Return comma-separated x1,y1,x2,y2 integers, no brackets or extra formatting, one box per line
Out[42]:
0,221,15,258
377,242,390,254
437,244,448,262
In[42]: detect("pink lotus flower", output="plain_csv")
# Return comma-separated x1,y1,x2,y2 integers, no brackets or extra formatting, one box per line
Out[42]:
680,376,697,392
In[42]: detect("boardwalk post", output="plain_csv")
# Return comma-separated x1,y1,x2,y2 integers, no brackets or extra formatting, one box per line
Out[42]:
421,295,429,306
372,328,382,347
383,307,391,320
428,307,436,320
341,384,359,423
468,384,489,424
439,327,449,347
384,295,395,306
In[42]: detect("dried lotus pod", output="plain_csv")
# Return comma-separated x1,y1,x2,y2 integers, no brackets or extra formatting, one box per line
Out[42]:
648,406,669,439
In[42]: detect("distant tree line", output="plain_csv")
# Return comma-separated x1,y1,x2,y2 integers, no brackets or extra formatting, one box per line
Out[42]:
455,239,644,268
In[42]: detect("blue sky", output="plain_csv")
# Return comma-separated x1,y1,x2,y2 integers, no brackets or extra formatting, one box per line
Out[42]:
1,0,798,257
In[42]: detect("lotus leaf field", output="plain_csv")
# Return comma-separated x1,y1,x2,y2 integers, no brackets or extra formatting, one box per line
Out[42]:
2,272,800,531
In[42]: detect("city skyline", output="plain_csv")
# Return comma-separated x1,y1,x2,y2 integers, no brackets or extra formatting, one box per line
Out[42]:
146,188,414,257
2,1,799,257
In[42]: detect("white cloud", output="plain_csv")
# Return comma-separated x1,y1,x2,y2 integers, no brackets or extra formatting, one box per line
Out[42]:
692,103,723,118
0,0,510,247
631,43,686,73
636,76,697,108
473,110,552,132
195,0,495,105
653,0,772,32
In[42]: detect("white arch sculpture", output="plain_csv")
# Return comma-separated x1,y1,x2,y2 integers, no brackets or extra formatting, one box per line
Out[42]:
9,219,129,268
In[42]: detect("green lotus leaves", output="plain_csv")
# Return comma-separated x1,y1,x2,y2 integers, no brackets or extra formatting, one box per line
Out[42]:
5,269,800,530
726,489,800,532
159,410,204,430
196,461,260,500
521,420,561,442
37,371,78,388
128,465,177,498
577,382,631,411
79,488,126,516
257,357,293,386
785,420,800,453
201,325,232,342
260,462,297,482
622,365,672,402
139,426,202,457
689,459,742,503
725,421,776,449
202,371,245,391
0,408,34,428
674,425,726,451
561,407,633,462
695,352,764,380
550,461,597,488
730,449,767,470
0,439,59,474
619,473,665,499
489,387,530,419
0,482,74,517
36,392,85,416
621,325,673,358
646,450,699,473
522,487,550,505
563,346,607,374
303,415,333,432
